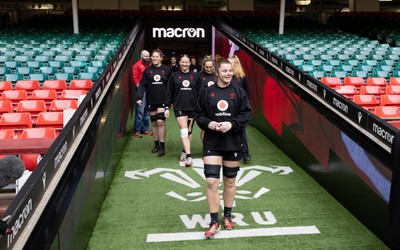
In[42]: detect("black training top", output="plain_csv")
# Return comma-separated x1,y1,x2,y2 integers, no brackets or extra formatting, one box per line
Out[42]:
197,71,217,89
167,70,201,111
196,82,252,151
230,76,251,101
137,64,171,105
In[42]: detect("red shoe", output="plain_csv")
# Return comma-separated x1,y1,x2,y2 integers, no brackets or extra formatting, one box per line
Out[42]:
205,222,220,239
223,216,234,230
133,132,142,138
142,131,152,136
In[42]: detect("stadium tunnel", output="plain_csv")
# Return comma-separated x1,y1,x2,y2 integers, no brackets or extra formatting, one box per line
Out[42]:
0,13,399,249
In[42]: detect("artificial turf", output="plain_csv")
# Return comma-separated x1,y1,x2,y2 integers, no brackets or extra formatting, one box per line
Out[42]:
87,117,388,250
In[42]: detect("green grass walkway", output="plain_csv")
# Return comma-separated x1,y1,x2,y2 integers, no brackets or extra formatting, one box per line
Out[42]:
88,116,387,250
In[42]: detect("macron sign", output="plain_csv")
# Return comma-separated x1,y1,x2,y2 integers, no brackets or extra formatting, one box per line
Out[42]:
152,27,205,39
146,22,211,42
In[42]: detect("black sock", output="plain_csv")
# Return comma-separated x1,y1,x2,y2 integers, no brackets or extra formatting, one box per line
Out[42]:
182,149,186,153
154,140,159,147
186,153,192,158
224,207,232,218
160,142,165,148
210,212,219,224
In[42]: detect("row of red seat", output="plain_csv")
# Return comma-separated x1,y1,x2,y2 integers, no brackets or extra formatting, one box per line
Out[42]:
0,79,93,94
335,85,400,97
0,89,84,108
0,112,64,134
0,127,58,170
321,76,400,88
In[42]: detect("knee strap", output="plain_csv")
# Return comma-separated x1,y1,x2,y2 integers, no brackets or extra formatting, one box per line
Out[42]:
223,166,240,178
157,112,166,121
150,115,158,122
204,164,221,179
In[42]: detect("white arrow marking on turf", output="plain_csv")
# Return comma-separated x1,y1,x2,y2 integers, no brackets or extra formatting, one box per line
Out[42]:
253,187,270,198
125,168,200,188
146,226,320,242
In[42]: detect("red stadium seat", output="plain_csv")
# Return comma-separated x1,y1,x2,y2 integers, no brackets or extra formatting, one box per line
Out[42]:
60,89,87,100
0,129,15,139
386,85,400,95
360,85,384,98
321,77,342,88
0,100,13,116
0,112,32,137
15,80,41,96
21,127,57,139
30,89,58,110
20,127,57,170
374,106,400,118
344,77,365,89
380,94,400,106
49,100,78,112
390,77,400,85
42,80,67,97
352,94,380,112
69,79,93,91
16,100,47,124
35,111,63,135
0,81,12,94
0,90,28,107
366,77,388,87
334,85,358,99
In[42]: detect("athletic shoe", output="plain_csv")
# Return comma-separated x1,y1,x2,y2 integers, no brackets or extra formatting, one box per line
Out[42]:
151,145,159,153
223,216,234,230
142,131,152,136
185,157,193,167
243,155,251,164
180,151,187,161
158,147,165,157
205,222,220,239
133,132,142,138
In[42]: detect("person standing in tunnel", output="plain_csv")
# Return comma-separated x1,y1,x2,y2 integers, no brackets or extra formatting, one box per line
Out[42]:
132,50,151,138
137,48,171,156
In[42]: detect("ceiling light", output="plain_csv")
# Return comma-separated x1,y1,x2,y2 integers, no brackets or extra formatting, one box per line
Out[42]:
295,0,311,5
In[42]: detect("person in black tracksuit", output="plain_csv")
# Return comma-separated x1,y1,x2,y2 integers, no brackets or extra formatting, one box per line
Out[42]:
167,54,201,167
228,55,252,164
137,48,171,156
196,58,251,239
197,55,217,141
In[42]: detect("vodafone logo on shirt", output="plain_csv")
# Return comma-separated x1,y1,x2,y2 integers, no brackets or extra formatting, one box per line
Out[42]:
154,74,161,81
207,81,215,87
215,100,231,116
217,100,229,111
182,80,190,87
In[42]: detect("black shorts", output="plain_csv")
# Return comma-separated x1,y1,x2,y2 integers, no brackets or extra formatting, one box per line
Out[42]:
147,104,167,112
203,149,242,161
174,110,196,118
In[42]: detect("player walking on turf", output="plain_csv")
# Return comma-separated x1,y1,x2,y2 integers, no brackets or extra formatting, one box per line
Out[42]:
196,57,252,238
167,54,202,167
137,48,171,156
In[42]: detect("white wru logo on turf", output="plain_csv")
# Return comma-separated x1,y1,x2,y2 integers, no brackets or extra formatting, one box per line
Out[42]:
125,158,293,204
125,159,321,241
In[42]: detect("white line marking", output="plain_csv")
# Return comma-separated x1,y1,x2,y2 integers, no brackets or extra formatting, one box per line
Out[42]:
146,226,320,242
